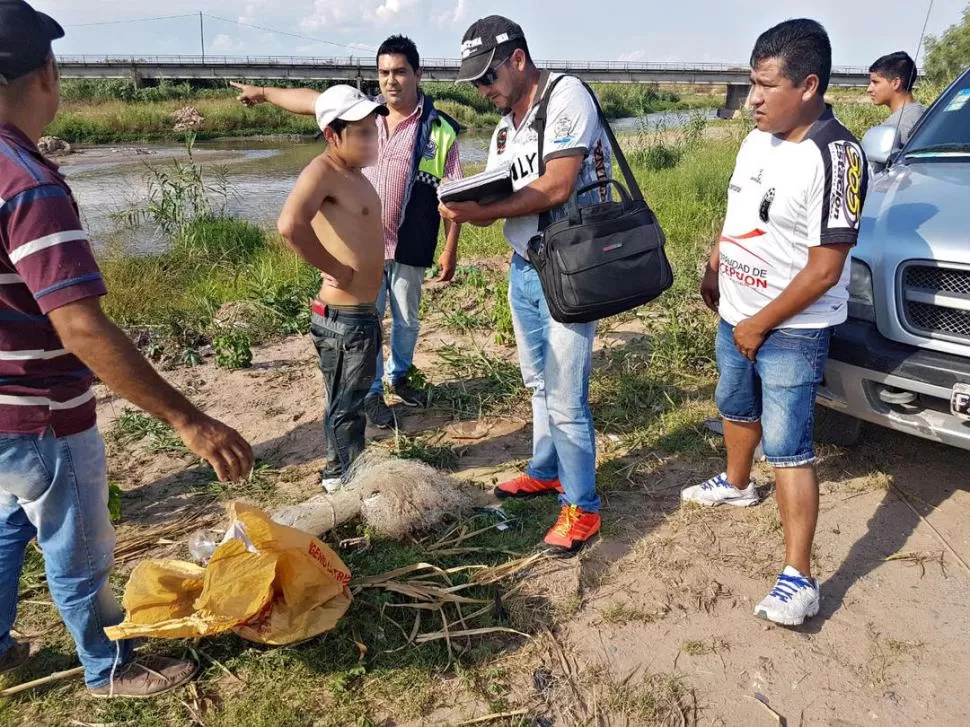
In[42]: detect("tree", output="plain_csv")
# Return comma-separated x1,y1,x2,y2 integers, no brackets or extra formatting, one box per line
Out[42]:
924,5,970,86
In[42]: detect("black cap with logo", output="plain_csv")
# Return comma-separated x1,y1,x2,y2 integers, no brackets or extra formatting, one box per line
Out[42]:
0,0,64,85
456,15,525,84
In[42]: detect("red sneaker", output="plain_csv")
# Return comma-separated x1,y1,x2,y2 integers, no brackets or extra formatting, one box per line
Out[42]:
494,474,564,499
543,505,601,555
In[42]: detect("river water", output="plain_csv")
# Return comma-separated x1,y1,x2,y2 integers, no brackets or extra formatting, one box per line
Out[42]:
60,109,716,252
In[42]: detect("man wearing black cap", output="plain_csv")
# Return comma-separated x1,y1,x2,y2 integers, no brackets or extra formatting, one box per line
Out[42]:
0,0,253,697
440,16,612,555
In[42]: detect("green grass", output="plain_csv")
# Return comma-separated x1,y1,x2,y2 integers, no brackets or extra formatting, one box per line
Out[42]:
100,224,319,362
433,344,525,418
600,602,669,626
109,409,187,454
8,492,560,726
600,672,698,723
47,97,321,143
48,79,720,143
386,432,464,471
50,79,931,145
201,463,282,502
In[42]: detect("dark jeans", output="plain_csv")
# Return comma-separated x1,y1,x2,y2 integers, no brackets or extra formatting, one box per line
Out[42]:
310,306,381,480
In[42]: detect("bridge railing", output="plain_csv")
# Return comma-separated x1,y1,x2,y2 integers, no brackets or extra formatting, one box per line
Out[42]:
55,55,872,75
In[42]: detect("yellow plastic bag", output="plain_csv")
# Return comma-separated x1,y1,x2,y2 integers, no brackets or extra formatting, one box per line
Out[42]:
105,502,352,645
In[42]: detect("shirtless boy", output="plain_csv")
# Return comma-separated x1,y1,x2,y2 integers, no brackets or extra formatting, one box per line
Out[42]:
277,85,388,491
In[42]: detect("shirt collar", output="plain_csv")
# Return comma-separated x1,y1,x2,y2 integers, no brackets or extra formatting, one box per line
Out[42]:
0,122,62,176
376,92,425,120
802,104,836,141
0,122,37,150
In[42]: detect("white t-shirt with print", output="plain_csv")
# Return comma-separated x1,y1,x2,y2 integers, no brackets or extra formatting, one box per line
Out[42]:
718,108,868,329
485,74,613,258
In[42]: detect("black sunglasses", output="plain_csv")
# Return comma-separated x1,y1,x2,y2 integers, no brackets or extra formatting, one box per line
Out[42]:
473,55,513,88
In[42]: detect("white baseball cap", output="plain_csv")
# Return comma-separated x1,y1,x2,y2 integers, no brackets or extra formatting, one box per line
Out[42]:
315,84,387,132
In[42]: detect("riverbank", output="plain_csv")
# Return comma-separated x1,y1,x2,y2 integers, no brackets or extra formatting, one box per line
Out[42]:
81,89,897,354
91,120,740,364
47,79,721,143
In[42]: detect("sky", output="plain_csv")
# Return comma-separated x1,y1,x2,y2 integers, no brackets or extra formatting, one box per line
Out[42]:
32,0,969,68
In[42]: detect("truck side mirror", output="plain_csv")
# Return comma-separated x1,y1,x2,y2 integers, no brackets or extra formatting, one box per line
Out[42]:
862,124,898,166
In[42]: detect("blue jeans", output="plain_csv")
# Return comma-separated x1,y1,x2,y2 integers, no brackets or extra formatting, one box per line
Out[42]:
509,254,600,513
370,260,425,397
715,319,831,467
0,426,134,687
311,307,381,480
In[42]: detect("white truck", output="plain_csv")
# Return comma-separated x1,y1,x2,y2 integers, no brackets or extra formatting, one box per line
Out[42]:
816,68,970,449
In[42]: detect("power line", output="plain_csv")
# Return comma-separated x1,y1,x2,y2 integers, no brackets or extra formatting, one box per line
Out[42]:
64,13,197,28
203,13,377,53
63,10,379,55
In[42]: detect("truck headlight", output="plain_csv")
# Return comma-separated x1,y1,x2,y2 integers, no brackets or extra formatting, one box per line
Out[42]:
847,260,875,322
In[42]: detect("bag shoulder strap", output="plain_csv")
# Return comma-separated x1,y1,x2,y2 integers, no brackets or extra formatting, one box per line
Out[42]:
534,74,644,201
534,73,568,177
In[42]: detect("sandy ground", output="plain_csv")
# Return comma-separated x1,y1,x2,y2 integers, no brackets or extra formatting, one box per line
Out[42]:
51,144,252,169
82,306,970,727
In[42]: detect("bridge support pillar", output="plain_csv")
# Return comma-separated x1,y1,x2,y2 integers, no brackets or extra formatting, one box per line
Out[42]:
130,67,144,89
719,83,749,118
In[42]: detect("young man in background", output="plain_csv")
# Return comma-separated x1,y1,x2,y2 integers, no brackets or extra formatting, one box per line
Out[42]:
867,51,926,166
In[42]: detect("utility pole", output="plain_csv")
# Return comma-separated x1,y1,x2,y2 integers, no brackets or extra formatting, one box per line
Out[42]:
199,12,205,62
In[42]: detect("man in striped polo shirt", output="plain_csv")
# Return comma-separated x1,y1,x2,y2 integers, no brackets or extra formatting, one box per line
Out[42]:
0,1,253,698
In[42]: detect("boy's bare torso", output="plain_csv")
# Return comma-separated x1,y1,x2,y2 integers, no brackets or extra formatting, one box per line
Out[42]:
311,154,385,306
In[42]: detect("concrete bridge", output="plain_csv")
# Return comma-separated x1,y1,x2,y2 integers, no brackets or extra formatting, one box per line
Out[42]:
57,55,874,111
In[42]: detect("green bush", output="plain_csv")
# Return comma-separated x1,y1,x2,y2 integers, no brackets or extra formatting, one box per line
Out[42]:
637,144,682,170
59,79,197,104
924,7,970,87
431,100,500,130
593,84,683,118
177,216,266,263
213,330,254,370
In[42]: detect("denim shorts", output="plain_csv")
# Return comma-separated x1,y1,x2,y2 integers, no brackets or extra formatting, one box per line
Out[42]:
715,319,831,468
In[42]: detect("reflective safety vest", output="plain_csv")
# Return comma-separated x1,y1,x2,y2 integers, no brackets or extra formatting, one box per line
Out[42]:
395,96,460,268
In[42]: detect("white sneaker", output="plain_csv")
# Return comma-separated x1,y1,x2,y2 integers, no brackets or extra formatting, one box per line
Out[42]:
680,473,758,507
754,566,820,626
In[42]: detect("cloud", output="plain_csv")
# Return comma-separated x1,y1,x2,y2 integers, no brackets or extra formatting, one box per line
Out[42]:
373,0,421,22
210,33,242,52
299,0,356,31
433,0,468,27
300,0,428,32
238,0,272,26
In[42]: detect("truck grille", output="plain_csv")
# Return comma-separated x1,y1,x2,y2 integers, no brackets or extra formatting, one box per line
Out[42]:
901,264,970,343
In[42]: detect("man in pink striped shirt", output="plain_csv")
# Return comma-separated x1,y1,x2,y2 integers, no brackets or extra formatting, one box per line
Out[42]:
0,0,253,698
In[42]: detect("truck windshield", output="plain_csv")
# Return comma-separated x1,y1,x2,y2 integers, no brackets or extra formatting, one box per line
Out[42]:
904,71,970,158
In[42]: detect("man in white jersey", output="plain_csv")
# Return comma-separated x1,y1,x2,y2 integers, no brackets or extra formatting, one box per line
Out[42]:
681,19,868,626
439,15,612,555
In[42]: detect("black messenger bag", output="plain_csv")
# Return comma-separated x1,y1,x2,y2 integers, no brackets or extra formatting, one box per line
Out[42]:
527,75,674,324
